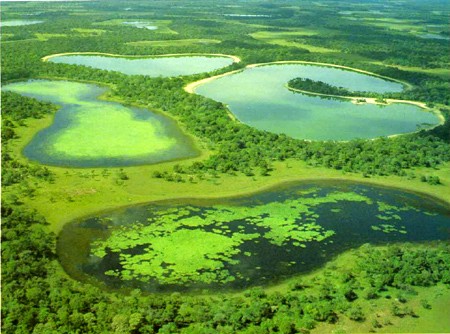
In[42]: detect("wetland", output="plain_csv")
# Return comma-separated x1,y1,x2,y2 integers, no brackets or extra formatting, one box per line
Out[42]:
58,180,450,293
3,80,198,167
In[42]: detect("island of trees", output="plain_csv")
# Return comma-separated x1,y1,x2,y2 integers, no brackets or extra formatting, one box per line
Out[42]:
1,0,450,333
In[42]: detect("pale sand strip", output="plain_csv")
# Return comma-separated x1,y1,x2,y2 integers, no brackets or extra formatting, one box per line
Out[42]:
184,69,243,94
286,85,445,126
185,60,444,129
42,52,241,63
185,60,413,94
247,60,413,89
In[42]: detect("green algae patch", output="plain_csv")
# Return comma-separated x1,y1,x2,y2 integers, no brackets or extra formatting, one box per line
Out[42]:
371,224,407,234
59,181,450,292
51,105,175,158
113,230,243,284
3,80,198,167
90,190,374,285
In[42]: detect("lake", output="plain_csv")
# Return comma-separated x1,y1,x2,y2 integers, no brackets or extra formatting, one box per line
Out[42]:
123,21,158,30
58,180,450,293
0,20,43,27
194,64,440,141
418,33,450,40
48,55,235,77
3,80,198,167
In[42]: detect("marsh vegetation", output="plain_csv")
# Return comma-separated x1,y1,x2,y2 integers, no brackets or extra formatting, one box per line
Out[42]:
1,0,449,333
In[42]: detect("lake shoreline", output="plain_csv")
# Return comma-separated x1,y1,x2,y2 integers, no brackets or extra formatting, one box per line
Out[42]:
185,60,413,93
41,51,241,64
285,84,446,131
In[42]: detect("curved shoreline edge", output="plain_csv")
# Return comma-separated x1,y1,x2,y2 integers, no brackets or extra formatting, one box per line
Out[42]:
285,85,446,128
184,60,445,131
41,51,241,64
60,177,450,227
184,60,413,93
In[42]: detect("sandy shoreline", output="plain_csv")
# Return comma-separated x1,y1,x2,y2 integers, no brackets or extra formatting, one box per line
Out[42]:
184,60,445,134
247,60,413,89
184,69,243,94
41,52,241,63
185,60,413,94
286,85,445,126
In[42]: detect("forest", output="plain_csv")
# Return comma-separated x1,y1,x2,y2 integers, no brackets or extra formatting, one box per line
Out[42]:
1,0,450,333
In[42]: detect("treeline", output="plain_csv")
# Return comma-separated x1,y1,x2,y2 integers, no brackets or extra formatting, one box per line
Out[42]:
3,197,450,333
2,42,449,181
1,92,55,188
288,77,377,98
103,74,450,180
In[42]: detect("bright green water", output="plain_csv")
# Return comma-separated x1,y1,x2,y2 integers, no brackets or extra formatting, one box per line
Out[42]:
58,181,450,293
195,64,440,141
49,55,235,77
3,80,198,167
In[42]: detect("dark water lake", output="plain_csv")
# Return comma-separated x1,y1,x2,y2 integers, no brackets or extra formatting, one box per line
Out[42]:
58,181,450,293
195,64,440,141
3,80,198,167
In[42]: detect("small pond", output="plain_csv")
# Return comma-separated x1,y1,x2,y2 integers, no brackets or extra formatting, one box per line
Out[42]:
0,20,43,27
48,55,235,77
123,21,158,30
194,64,440,141
58,180,450,293
3,80,198,167
418,33,450,40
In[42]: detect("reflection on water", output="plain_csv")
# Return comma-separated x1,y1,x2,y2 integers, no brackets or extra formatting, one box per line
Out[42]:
195,64,440,140
58,181,450,293
49,55,235,77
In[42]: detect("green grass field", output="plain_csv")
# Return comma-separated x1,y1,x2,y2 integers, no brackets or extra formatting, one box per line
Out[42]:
71,28,106,37
35,33,67,41
9,108,450,235
250,31,337,53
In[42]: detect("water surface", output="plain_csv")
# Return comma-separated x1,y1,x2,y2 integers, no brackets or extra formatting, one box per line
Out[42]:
195,64,440,141
3,80,198,167
58,181,450,293
49,55,235,77
123,21,158,30
0,20,43,27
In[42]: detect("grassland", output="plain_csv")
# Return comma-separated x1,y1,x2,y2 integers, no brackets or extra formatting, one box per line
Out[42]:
35,33,67,41
2,1,449,332
250,31,337,53
372,61,450,80
291,248,450,334
71,28,106,37
9,108,450,236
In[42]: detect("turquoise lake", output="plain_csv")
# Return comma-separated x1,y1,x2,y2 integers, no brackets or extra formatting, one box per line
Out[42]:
58,181,450,293
195,64,440,141
48,55,235,77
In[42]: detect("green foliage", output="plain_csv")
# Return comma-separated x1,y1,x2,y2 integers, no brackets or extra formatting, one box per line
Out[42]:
288,77,380,98
1,1,450,333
